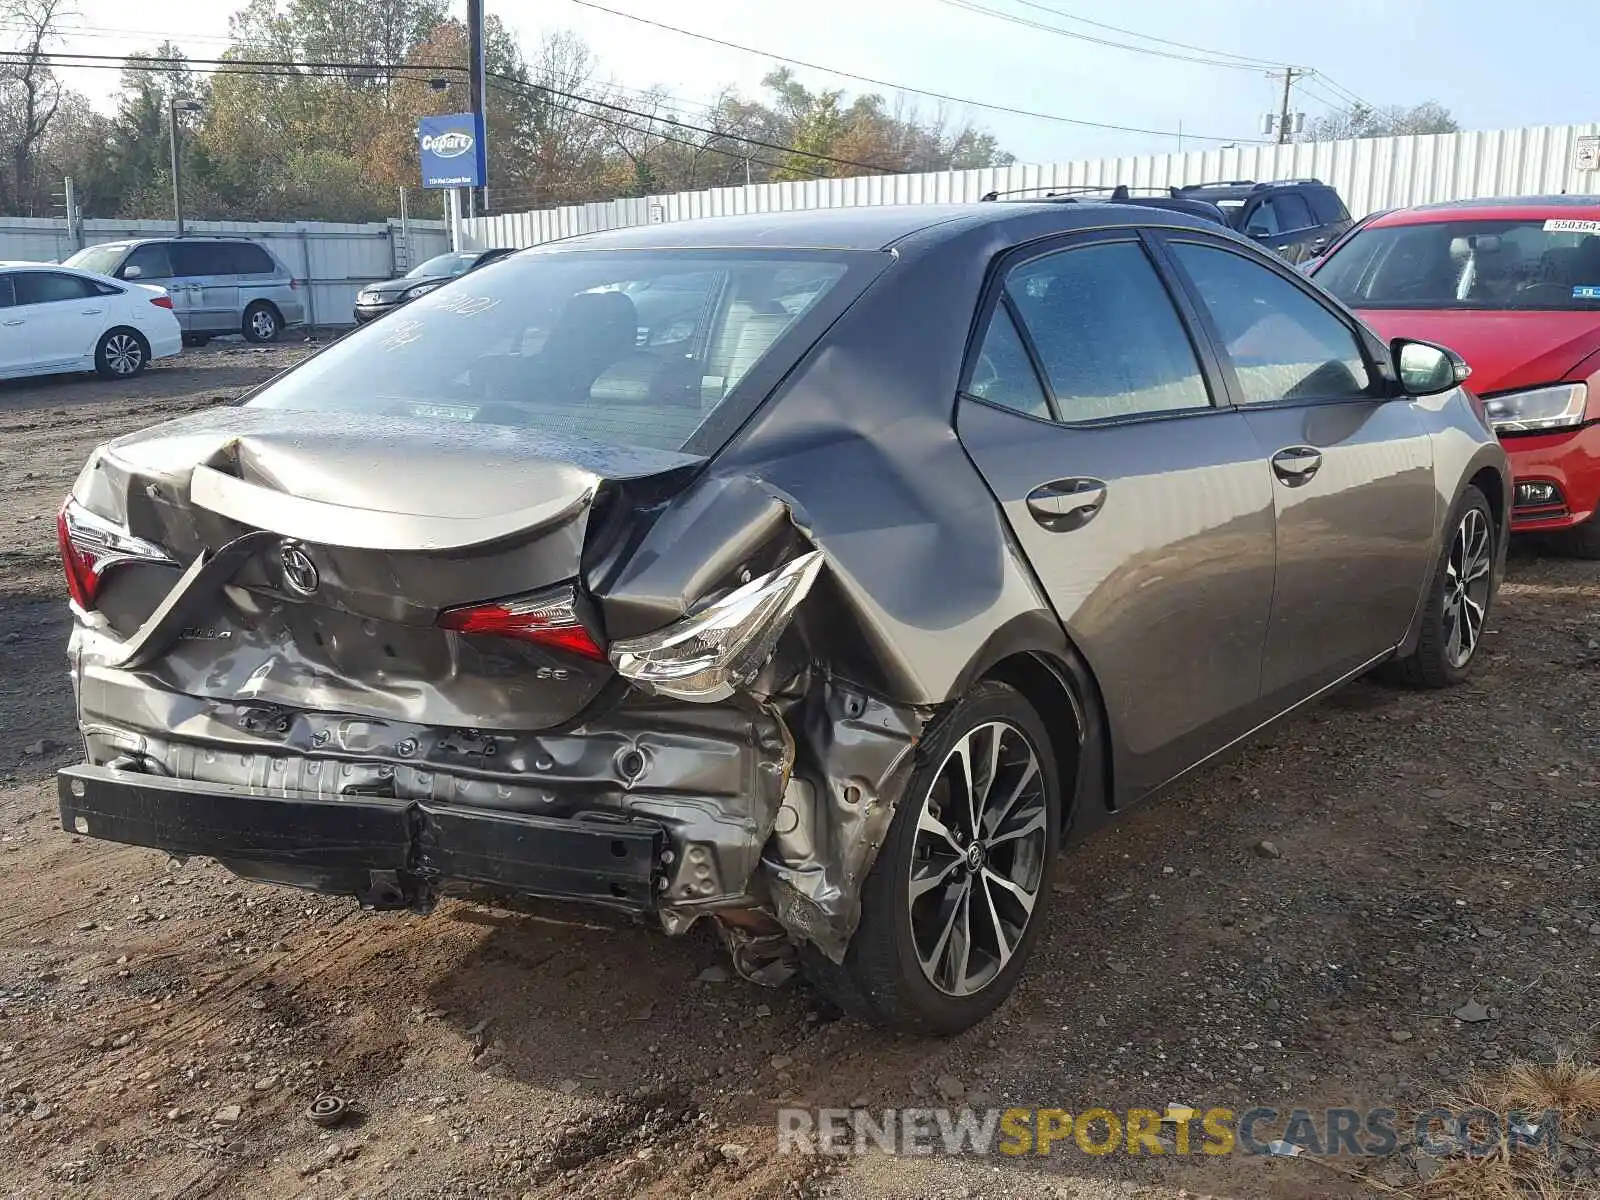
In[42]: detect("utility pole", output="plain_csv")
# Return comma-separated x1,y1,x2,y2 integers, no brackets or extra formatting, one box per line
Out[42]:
64,176,81,249
1269,68,1306,145
169,98,203,236
467,0,487,217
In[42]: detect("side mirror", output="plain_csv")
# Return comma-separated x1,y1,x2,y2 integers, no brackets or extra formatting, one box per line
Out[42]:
1394,338,1470,396
122,265,143,280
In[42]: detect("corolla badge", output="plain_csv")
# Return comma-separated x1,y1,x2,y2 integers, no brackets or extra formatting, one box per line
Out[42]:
421,130,474,158
279,543,320,596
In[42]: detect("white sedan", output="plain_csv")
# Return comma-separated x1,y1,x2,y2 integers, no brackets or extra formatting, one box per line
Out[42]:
0,261,182,382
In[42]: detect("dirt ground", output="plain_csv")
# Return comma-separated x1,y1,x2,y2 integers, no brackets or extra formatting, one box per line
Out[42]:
0,348,1596,1200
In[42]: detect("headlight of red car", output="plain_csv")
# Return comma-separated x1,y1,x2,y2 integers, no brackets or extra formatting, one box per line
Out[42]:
1482,383,1588,432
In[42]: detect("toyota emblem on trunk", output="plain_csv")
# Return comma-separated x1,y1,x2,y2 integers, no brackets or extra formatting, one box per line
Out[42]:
280,544,320,596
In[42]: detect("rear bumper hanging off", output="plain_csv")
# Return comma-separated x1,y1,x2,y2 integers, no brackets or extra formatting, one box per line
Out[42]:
57,764,664,910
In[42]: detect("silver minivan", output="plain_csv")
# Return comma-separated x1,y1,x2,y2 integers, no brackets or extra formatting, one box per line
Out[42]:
63,237,306,344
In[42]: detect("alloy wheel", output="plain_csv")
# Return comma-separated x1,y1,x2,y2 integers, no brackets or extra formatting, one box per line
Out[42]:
104,333,143,375
1442,507,1492,668
908,720,1049,997
249,309,277,339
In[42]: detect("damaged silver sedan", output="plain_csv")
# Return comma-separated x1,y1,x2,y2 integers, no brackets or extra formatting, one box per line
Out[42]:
57,203,1509,1033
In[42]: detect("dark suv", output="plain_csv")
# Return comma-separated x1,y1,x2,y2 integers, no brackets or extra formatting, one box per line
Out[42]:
1172,179,1352,265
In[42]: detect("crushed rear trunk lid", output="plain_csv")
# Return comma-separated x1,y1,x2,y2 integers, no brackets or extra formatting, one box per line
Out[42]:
71,406,704,730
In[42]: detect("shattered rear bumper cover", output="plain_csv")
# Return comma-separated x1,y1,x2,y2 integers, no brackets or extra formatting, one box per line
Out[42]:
58,764,666,910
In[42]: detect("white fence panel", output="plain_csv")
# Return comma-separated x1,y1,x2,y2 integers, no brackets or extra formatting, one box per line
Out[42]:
0,216,450,326
464,122,1600,253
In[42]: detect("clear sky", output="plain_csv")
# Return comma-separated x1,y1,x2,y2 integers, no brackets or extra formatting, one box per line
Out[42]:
44,0,1600,164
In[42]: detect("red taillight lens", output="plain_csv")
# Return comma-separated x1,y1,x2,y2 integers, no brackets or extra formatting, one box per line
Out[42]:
437,590,607,662
58,501,98,609
149,295,174,310
58,498,174,611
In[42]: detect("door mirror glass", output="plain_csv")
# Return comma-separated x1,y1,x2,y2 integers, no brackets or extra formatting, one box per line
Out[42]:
122,264,143,280
1394,339,1469,396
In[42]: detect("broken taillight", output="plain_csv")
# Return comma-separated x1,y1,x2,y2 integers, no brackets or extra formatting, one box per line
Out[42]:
437,588,607,662
58,497,174,610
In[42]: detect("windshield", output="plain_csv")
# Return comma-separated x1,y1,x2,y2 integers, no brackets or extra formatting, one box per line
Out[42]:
62,244,128,276
406,252,477,279
248,249,868,453
1316,217,1600,311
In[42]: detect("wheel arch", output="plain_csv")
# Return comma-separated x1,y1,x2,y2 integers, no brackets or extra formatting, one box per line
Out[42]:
947,612,1115,844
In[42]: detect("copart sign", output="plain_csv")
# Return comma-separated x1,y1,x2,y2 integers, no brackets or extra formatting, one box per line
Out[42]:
419,113,487,189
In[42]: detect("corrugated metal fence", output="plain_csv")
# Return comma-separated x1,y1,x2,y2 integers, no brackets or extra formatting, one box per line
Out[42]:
463,122,1600,250
0,217,451,325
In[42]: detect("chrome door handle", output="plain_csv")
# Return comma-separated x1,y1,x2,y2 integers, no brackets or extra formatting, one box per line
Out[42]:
1026,478,1107,529
80,308,103,315
1271,446,1323,486
2,319,22,326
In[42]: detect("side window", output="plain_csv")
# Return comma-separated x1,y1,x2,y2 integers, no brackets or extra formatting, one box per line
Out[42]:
965,304,1050,419
0,274,14,307
1270,194,1316,233
226,243,277,275
15,272,97,305
1242,201,1280,237
1308,190,1349,225
121,243,173,280
1171,242,1372,404
1006,240,1213,422
169,242,231,277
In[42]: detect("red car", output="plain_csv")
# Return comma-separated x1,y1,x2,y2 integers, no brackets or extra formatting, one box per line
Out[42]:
1312,196,1600,556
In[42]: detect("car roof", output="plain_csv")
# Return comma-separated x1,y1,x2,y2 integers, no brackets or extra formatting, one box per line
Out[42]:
529,201,1222,254
0,261,93,271
1368,194,1600,226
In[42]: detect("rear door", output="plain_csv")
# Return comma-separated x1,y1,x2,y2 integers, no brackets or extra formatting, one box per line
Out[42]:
170,241,240,333
12,271,107,366
1161,234,1435,708
956,230,1278,798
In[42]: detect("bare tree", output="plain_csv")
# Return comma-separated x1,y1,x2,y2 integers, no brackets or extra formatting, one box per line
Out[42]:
0,0,74,214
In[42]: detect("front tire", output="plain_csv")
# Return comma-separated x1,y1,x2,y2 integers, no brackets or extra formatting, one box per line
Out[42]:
1384,485,1495,688
94,328,149,379
804,681,1060,1035
242,302,280,343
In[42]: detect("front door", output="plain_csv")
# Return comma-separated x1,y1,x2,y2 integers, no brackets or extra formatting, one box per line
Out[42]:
956,232,1278,799
169,241,240,333
1162,236,1437,706
117,242,186,330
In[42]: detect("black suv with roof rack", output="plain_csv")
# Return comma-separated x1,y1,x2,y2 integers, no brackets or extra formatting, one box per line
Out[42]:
1171,179,1352,265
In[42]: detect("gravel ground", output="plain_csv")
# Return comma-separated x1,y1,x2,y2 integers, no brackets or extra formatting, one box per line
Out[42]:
0,350,1596,1200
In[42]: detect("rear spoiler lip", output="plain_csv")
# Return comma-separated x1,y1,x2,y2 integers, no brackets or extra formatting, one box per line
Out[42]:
189,464,594,552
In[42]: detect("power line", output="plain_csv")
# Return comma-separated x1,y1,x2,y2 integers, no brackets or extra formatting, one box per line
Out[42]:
962,0,1288,68
2,48,898,174
931,0,1276,71
556,0,1264,143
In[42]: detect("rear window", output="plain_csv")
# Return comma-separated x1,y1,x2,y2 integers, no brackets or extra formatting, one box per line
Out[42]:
1318,218,1600,310
1308,189,1349,225
225,243,277,274
247,249,874,453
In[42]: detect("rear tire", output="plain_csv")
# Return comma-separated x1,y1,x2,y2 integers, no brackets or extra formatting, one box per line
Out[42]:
803,681,1060,1035
1382,485,1495,688
94,328,149,379
182,333,211,348
242,302,280,343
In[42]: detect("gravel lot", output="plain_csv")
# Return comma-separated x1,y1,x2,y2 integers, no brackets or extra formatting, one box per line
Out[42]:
0,348,1596,1199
